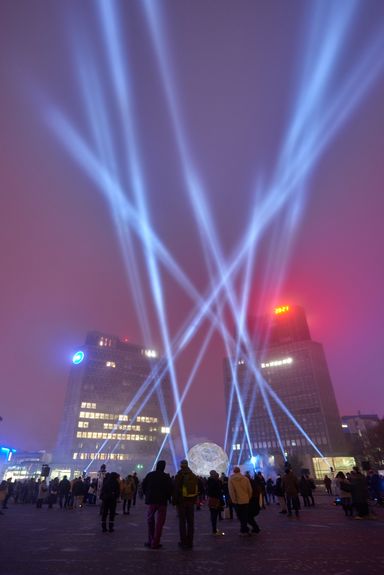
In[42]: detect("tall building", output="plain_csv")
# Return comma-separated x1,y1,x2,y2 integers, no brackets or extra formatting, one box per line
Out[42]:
54,331,173,477
224,305,347,476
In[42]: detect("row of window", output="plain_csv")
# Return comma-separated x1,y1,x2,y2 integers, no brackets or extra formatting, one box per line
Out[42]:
137,416,158,423
103,423,141,431
76,431,155,441
231,436,328,450
79,411,159,423
98,337,113,347
81,402,97,409
73,452,130,461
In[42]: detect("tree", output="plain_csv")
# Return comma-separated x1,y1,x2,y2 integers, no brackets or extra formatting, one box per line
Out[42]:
366,419,384,468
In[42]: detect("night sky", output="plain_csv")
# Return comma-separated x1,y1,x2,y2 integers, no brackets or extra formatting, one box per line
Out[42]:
1,0,383,454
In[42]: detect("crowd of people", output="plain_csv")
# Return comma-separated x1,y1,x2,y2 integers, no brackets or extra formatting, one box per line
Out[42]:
1,462,382,549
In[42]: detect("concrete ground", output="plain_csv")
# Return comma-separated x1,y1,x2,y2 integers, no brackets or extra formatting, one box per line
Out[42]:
1,494,384,575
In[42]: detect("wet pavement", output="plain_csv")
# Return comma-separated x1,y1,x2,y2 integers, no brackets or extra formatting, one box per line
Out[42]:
1,494,384,575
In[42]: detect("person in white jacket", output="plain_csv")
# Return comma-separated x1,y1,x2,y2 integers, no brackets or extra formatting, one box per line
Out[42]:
228,467,252,535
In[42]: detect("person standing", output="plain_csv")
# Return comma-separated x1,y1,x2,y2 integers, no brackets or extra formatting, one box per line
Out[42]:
48,477,59,509
120,475,136,515
255,471,267,508
100,472,120,532
132,472,139,506
71,477,85,509
282,467,300,517
58,476,71,510
323,474,333,495
246,472,261,533
0,481,8,514
207,470,224,535
96,464,107,503
274,473,287,514
228,467,252,536
306,474,316,506
266,478,275,504
299,475,312,508
1,479,13,510
350,467,370,519
142,460,173,549
173,459,199,549
335,471,353,517
36,479,49,509
221,474,234,519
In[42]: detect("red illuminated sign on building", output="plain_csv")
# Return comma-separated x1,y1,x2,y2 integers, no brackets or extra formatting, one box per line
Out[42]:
274,305,290,315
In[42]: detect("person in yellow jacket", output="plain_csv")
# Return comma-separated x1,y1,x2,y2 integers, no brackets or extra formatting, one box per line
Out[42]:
120,475,136,515
228,467,252,536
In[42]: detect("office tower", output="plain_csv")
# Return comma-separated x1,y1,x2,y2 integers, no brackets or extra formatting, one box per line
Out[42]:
55,331,173,476
224,305,346,475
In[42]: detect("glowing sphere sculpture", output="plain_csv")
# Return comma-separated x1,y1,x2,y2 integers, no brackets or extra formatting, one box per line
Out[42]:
187,442,228,476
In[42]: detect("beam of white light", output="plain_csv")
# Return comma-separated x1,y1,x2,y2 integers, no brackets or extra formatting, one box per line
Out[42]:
227,5,384,461
152,316,217,468
224,192,266,453
50,15,384,431
96,0,190,457
73,35,152,344
280,0,359,173
155,386,179,471
264,379,326,460
51,79,366,468
45,108,258,447
49,0,384,471
230,355,286,462
141,0,330,468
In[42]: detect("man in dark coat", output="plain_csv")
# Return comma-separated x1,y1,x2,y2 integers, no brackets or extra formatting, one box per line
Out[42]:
282,468,300,517
100,472,120,532
58,475,71,509
350,467,370,518
142,460,173,549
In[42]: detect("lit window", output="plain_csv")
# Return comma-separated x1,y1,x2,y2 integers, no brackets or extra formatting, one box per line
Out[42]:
106,361,116,368
261,357,293,369
144,349,158,358
161,427,170,434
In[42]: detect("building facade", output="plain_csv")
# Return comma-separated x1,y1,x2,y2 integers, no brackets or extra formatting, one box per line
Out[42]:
224,305,347,475
54,331,173,477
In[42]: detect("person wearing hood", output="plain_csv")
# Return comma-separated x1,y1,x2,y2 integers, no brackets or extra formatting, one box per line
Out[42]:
228,467,252,536
173,459,198,549
142,460,173,549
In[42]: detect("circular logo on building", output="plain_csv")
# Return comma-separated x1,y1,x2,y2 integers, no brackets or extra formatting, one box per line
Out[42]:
187,442,228,476
72,351,85,364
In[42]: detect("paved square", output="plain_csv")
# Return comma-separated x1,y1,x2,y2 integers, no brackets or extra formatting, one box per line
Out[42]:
2,495,384,575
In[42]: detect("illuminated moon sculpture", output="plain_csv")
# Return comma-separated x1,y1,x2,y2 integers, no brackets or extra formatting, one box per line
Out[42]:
187,442,228,476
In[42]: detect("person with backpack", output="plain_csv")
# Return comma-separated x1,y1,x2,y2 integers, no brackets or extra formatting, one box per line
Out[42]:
173,459,198,549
